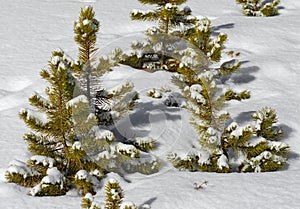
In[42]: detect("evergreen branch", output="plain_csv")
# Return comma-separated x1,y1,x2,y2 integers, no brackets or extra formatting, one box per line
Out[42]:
130,10,160,22
219,59,241,75
23,133,60,158
225,89,251,101
19,110,50,134
29,93,53,111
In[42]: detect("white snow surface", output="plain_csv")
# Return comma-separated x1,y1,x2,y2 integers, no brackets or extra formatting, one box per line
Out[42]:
1,0,300,208
42,167,64,185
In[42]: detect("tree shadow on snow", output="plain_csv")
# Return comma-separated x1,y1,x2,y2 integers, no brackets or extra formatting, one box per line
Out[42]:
287,151,300,161
280,124,293,140
234,111,256,124
213,23,235,31
212,23,235,36
139,197,157,209
130,101,182,126
112,101,181,141
221,64,259,84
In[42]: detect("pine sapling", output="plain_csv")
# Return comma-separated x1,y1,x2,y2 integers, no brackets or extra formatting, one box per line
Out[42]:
81,179,138,209
168,43,288,173
74,6,139,126
126,0,196,69
236,0,281,16
5,50,103,196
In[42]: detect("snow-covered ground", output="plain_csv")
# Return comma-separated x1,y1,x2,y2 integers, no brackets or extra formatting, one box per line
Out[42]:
1,0,300,208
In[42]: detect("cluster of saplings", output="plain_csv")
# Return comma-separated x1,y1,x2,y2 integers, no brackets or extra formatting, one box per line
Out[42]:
5,0,289,208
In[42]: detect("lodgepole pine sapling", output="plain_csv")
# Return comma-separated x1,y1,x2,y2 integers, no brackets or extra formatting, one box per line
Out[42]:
74,6,139,126
5,50,103,196
236,0,281,16
81,179,138,209
127,0,196,69
73,8,159,175
127,1,240,75
168,50,289,172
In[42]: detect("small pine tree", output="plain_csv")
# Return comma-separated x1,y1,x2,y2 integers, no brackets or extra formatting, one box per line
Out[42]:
74,6,139,126
168,55,289,172
126,0,195,69
238,107,289,172
179,16,241,76
126,1,240,75
236,0,280,16
6,6,160,196
72,7,160,175
169,65,250,172
81,179,138,209
5,50,103,196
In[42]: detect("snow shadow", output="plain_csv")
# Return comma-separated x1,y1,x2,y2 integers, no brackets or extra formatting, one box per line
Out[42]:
288,151,300,161
130,102,182,126
235,111,256,124
112,101,182,141
212,23,235,31
139,197,157,209
222,65,259,84
212,23,235,36
279,124,293,139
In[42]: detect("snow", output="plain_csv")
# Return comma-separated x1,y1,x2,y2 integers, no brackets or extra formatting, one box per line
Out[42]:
72,141,82,150
84,192,94,201
30,167,65,196
92,127,115,142
75,170,89,180
115,143,139,158
50,55,61,65
147,88,162,98
20,108,49,124
196,149,211,165
30,155,55,168
42,167,64,185
66,95,89,108
165,3,175,10
108,178,117,184
1,0,300,208
6,160,39,178
82,19,90,26
130,9,154,16
189,84,205,103
269,141,289,151
217,154,229,169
